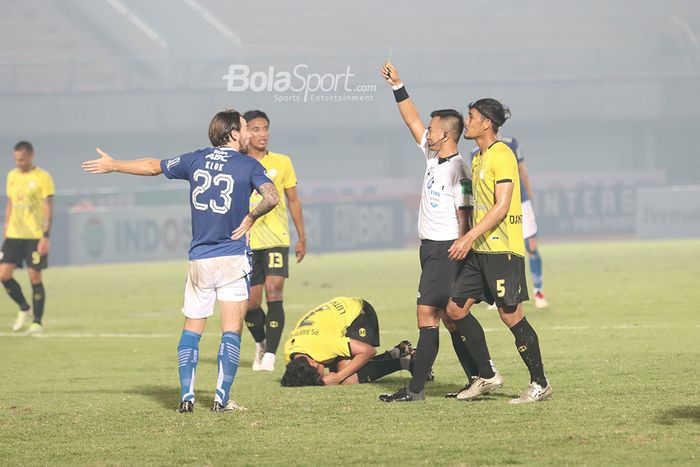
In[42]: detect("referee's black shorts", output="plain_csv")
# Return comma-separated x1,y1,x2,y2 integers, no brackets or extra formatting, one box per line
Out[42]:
417,239,460,309
451,251,529,308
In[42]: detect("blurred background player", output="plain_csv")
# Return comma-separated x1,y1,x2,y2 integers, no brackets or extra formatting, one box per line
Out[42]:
377,63,485,402
82,109,279,413
242,110,306,372
447,99,552,403
281,296,415,386
503,136,548,308
473,136,548,308
2,141,54,334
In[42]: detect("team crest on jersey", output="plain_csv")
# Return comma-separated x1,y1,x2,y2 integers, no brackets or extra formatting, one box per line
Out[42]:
427,177,434,189
267,168,277,178
480,169,485,180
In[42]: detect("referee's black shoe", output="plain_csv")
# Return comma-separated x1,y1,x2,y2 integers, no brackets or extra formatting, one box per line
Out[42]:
178,400,194,413
379,387,425,402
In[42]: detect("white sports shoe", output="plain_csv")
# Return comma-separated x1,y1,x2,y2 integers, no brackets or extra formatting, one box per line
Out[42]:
212,400,248,412
509,381,553,404
11,310,31,332
259,352,276,372
456,371,504,400
252,340,266,371
534,290,549,309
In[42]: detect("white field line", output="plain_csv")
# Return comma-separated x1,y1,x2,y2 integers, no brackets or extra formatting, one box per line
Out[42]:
0,324,697,339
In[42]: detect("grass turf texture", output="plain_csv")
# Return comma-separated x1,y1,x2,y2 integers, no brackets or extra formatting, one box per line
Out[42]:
1,239,699,465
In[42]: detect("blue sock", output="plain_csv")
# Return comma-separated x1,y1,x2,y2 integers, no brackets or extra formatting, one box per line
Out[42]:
215,332,241,405
177,330,201,402
529,250,543,291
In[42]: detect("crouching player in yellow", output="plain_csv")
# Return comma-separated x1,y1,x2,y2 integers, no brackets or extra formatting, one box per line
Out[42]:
281,297,415,386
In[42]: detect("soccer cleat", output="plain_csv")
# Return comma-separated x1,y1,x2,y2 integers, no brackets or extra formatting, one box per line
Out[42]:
391,340,413,359
11,310,31,332
445,376,478,398
178,400,194,413
252,340,266,371
379,387,425,402
212,400,247,412
509,381,553,404
456,371,504,400
259,352,276,372
25,322,43,335
534,291,549,309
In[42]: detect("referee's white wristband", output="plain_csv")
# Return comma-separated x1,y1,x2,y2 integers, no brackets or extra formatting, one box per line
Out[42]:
391,82,404,91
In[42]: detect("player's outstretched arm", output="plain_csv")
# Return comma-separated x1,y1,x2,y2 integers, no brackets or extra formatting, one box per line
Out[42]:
231,182,279,240
380,63,425,144
82,148,162,176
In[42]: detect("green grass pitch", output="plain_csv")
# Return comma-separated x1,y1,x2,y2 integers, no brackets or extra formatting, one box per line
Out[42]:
1,239,699,465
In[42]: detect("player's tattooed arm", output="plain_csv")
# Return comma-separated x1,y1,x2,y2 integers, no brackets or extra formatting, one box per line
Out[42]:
250,182,279,220
231,183,279,240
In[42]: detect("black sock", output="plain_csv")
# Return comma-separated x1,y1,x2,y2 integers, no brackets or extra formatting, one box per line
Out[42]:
245,307,266,343
510,317,547,387
265,301,285,354
356,357,402,383
2,278,30,311
408,326,439,394
454,313,495,379
450,330,479,380
31,283,45,324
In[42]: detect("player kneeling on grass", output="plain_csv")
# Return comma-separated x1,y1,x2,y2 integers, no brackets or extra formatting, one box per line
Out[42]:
281,297,416,386
82,109,279,413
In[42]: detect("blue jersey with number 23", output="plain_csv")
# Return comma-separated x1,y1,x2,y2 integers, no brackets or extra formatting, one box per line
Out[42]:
160,147,272,261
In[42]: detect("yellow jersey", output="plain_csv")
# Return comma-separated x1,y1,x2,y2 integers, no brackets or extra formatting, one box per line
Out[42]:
284,297,364,363
471,142,525,256
5,166,55,239
249,151,297,250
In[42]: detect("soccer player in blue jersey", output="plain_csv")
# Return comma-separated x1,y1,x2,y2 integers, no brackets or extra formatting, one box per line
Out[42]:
82,109,279,413
470,135,548,308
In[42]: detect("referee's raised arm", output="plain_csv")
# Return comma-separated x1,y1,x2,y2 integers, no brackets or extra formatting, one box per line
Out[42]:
380,63,425,144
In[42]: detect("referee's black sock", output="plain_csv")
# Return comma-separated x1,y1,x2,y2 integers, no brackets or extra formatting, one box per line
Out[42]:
244,307,266,343
454,313,495,379
356,358,402,383
265,301,285,354
31,283,45,324
450,330,479,380
510,317,547,387
408,326,439,394
2,278,30,311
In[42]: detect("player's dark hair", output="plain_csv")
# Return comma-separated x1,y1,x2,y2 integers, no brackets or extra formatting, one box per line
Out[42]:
430,109,464,144
14,141,34,154
208,109,243,147
469,99,511,133
281,357,325,387
243,110,269,125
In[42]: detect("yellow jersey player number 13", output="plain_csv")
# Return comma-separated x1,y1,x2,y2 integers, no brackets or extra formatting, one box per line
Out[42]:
243,110,306,373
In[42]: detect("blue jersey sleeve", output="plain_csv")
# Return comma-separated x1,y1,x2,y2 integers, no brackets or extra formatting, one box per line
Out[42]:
250,160,273,190
161,152,195,180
